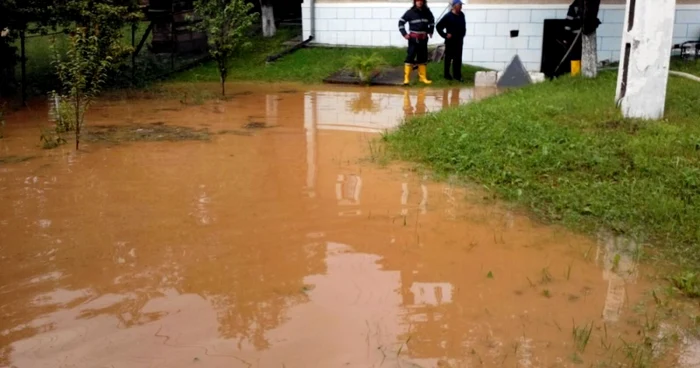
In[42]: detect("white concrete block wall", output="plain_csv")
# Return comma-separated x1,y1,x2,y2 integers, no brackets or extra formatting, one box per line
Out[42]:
302,3,700,71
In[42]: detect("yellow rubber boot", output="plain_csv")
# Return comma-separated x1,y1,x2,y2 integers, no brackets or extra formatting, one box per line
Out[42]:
418,64,432,84
403,64,412,85
403,90,413,116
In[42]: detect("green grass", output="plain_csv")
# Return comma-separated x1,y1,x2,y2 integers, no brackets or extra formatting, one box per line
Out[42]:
171,31,482,87
15,22,153,95
384,71,700,278
670,57,700,77
17,30,70,95
18,25,482,94
572,321,594,353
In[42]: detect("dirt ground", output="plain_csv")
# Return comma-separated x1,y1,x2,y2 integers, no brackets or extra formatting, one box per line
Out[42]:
0,83,699,368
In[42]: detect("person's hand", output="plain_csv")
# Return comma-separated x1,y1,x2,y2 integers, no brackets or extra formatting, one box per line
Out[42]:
404,34,410,40
446,34,452,39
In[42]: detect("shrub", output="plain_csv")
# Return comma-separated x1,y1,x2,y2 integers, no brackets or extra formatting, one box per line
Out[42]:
346,54,387,84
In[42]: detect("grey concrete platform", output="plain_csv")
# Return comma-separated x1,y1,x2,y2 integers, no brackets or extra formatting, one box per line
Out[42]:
323,67,407,86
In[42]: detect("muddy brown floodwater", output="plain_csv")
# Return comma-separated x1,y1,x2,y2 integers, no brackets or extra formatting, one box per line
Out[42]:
0,84,698,368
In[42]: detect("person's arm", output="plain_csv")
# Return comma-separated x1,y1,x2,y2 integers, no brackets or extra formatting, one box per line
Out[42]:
398,10,409,38
427,11,436,37
436,15,448,39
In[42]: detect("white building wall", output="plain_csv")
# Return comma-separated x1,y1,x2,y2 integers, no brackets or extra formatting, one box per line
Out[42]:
302,2,700,71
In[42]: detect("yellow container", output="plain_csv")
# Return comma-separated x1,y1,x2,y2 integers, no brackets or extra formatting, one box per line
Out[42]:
571,60,581,76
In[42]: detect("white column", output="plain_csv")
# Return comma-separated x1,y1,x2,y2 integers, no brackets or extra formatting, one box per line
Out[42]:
582,32,598,78
260,4,277,37
615,0,676,120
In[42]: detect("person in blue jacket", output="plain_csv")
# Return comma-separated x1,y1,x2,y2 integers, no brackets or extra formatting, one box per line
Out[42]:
436,0,466,81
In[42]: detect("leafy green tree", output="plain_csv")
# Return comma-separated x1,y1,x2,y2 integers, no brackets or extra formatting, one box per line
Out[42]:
192,0,258,96
52,0,139,149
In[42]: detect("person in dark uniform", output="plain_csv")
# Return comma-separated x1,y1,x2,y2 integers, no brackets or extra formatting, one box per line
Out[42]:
436,0,466,81
398,0,435,85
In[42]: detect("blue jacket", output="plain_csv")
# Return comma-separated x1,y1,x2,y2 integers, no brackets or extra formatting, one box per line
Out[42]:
436,11,466,43
398,6,435,37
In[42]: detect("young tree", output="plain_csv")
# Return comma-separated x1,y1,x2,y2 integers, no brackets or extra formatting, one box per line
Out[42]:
52,0,139,149
192,0,258,96
259,0,276,37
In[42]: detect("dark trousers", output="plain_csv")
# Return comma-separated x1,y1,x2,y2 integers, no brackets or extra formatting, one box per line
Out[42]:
405,38,429,65
444,41,463,79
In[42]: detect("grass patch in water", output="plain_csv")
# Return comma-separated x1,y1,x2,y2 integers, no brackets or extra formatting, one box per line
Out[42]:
670,272,700,298
85,123,210,144
216,129,253,136
0,155,37,165
384,71,700,286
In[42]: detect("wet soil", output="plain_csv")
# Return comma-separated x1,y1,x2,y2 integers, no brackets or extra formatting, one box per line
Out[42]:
0,83,697,368
85,123,211,144
0,155,36,165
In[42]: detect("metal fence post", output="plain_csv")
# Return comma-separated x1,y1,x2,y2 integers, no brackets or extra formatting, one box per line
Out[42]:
132,22,137,85
20,28,26,105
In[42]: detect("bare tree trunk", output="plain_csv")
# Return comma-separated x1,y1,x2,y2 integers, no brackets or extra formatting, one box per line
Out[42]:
218,59,227,97
75,93,81,150
582,31,597,78
260,0,276,37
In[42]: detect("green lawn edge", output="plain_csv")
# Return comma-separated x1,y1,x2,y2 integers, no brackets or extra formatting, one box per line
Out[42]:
169,32,483,88
383,71,700,278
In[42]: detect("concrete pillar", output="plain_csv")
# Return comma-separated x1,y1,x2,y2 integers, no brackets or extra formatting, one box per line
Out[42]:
615,0,676,120
260,3,277,37
582,32,597,78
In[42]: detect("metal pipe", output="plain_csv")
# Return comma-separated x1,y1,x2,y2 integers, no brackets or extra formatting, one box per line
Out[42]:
310,0,315,39
266,36,313,63
670,70,700,83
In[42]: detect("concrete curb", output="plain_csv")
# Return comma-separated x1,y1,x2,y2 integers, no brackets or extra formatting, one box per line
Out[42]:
475,70,546,87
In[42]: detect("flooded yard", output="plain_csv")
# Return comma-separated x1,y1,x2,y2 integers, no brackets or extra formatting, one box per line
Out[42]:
0,84,697,367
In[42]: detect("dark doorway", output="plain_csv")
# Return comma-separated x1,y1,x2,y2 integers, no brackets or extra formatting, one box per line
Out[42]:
248,0,302,28
540,19,582,79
